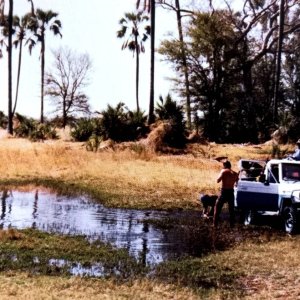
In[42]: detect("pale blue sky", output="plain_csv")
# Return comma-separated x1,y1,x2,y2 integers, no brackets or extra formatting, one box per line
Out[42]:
0,0,178,119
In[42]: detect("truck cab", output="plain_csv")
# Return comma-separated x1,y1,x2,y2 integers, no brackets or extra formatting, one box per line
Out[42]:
235,159,300,233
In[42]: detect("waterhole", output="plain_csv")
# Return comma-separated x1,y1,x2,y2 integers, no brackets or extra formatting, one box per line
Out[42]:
0,188,283,269
0,188,212,266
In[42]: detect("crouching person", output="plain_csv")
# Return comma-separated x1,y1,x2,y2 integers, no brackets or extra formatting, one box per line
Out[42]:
199,194,218,219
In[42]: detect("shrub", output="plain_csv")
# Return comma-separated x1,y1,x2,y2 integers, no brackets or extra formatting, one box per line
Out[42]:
14,114,58,141
70,118,101,142
86,134,102,152
14,113,36,138
155,94,186,148
100,103,147,142
29,123,58,141
0,111,8,129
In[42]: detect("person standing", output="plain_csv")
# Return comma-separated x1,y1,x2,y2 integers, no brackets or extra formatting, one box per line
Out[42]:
213,160,238,227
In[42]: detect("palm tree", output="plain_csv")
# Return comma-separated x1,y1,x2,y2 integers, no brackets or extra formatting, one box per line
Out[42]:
136,0,155,125
27,9,62,124
12,13,35,116
117,11,150,113
0,0,34,134
7,0,13,134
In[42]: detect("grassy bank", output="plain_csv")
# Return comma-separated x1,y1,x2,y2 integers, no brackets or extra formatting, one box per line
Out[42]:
0,230,198,300
1,227,300,299
0,138,280,210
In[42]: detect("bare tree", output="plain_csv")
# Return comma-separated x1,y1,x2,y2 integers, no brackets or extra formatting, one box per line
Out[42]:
45,47,92,128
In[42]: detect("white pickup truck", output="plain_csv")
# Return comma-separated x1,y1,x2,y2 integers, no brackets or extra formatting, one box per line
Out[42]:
235,159,300,234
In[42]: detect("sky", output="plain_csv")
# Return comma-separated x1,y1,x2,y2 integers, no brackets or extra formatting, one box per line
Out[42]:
0,0,178,119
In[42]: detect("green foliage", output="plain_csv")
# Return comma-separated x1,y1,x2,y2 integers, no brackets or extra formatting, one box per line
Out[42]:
0,111,8,129
155,94,186,148
100,102,147,142
14,114,36,138
13,113,57,141
70,118,101,142
158,6,300,143
29,123,58,141
117,11,150,55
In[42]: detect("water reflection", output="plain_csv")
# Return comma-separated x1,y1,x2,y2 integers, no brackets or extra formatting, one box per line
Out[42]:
0,189,205,266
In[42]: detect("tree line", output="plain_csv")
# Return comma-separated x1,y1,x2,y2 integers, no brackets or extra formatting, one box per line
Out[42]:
156,0,300,143
118,0,300,143
0,0,61,134
1,0,300,145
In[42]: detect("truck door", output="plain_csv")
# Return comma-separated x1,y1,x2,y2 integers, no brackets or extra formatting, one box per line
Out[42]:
236,163,279,212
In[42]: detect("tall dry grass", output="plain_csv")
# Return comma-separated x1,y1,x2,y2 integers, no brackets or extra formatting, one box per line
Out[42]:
0,137,288,209
0,272,200,300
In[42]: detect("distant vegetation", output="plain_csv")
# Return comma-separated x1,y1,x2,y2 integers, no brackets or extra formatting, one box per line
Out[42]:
2,1,300,144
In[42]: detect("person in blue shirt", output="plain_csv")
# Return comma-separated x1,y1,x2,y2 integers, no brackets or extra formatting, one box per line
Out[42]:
291,139,300,161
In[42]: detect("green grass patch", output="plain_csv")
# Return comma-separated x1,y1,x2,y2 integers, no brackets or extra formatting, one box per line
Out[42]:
0,228,147,280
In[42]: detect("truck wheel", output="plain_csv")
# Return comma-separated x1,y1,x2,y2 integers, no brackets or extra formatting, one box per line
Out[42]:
283,206,297,234
244,210,255,226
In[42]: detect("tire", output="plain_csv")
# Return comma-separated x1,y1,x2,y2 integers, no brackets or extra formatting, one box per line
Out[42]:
283,206,297,234
244,210,255,226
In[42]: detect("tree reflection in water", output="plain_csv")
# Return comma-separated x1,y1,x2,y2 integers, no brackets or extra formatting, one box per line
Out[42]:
0,188,247,266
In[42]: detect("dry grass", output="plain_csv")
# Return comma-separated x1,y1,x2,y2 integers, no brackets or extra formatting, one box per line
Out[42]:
0,272,200,300
0,137,289,209
217,234,300,300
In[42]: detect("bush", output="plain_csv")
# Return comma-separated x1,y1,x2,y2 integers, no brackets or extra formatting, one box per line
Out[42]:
86,134,102,152
100,103,147,142
14,114,58,141
155,94,186,148
0,111,8,129
29,124,58,141
70,118,101,142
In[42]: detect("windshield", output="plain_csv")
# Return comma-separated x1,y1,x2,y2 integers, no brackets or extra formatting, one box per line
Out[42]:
282,163,300,181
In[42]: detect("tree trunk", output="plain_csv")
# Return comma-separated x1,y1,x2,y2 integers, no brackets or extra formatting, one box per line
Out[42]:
135,37,140,113
63,96,66,129
148,0,155,125
175,0,191,129
13,38,23,116
41,35,45,124
273,0,285,123
7,0,13,134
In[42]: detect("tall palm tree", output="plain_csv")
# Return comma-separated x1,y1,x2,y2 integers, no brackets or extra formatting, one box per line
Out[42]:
117,11,150,113
7,0,13,134
12,13,35,116
136,0,155,125
0,0,13,133
0,0,33,134
27,9,62,124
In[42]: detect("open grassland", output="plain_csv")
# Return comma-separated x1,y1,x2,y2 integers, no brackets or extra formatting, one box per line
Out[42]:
0,137,298,299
